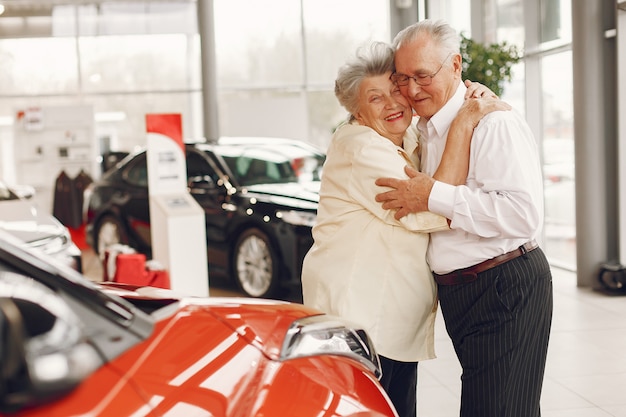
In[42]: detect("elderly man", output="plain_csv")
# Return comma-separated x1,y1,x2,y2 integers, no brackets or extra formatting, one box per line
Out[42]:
375,19,553,417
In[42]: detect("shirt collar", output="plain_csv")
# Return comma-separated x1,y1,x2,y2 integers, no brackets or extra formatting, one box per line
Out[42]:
416,81,466,141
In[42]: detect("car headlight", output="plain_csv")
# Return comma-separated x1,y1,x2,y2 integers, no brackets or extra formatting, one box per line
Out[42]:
30,231,72,255
280,315,382,379
275,210,317,227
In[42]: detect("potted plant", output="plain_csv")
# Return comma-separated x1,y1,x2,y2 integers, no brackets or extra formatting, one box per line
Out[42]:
460,33,522,97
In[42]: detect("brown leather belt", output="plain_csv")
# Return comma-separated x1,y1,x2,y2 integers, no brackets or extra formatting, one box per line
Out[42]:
433,240,538,286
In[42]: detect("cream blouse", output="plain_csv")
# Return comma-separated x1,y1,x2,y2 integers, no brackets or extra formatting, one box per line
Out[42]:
301,121,448,362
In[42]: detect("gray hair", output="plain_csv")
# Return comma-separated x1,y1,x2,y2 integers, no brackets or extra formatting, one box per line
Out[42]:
334,41,395,122
392,18,460,61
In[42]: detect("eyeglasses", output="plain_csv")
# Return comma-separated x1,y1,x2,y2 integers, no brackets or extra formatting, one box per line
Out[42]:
390,53,453,87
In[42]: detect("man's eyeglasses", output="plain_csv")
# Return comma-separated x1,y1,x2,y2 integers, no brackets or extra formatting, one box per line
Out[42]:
390,53,453,87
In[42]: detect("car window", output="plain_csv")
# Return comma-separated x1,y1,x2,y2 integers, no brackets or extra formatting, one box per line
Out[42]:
124,154,148,187
291,154,324,182
206,139,325,185
186,151,220,183
224,155,297,186
261,143,325,182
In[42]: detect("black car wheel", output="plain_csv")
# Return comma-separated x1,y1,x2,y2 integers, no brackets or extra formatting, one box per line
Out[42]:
233,228,279,298
95,215,126,259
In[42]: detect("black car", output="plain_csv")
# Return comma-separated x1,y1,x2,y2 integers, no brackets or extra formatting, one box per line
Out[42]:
83,136,324,299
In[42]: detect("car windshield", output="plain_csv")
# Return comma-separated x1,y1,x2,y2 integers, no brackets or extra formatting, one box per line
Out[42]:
224,153,298,186
217,144,324,186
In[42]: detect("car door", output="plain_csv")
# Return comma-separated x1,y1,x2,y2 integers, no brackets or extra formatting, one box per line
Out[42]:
185,149,233,272
118,153,152,250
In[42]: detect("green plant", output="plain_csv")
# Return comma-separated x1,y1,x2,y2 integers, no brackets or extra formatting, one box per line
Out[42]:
460,33,522,97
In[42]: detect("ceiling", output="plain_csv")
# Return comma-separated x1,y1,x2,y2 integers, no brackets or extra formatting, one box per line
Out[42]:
0,0,193,18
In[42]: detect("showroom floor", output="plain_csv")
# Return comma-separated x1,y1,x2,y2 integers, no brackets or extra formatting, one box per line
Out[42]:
81,250,626,417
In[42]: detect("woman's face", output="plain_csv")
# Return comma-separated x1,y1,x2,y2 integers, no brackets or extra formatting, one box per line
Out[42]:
354,71,413,145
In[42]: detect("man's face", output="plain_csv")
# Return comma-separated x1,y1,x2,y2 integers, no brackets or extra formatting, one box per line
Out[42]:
393,37,461,119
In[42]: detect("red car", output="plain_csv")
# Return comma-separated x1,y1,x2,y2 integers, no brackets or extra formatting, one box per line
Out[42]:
0,232,397,417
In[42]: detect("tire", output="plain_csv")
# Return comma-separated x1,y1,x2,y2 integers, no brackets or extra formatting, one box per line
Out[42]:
95,215,126,260
233,228,280,298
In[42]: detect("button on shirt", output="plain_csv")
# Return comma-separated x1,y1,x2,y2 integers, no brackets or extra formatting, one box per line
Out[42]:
418,82,545,274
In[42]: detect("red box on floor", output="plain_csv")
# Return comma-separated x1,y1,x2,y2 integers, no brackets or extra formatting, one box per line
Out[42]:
114,253,147,286
146,269,170,289
112,253,170,289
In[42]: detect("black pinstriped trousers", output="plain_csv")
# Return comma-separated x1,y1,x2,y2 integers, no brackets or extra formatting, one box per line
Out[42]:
437,247,553,417
378,356,418,417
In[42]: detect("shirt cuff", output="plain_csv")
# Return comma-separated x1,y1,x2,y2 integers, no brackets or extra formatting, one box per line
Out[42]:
428,181,456,219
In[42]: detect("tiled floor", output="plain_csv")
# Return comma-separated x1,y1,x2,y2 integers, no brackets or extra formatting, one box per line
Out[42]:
82,250,626,416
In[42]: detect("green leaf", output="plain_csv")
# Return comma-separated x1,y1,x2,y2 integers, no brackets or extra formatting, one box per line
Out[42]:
460,33,522,97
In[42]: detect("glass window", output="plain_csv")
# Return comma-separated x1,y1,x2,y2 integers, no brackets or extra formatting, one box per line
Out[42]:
217,90,310,141
302,0,390,86
213,0,390,148
306,90,345,150
0,0,203,189
0,38,79,95
426,0,471,36
541,0,571,43
493,0,575,271
77,2,197,36
213,0,303,88
88,91,204,152
301,0,389,147
541,51,575,269
496,0,525,47
78,34,201,93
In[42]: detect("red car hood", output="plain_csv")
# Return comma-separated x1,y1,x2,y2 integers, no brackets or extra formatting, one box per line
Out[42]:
99,282,322,360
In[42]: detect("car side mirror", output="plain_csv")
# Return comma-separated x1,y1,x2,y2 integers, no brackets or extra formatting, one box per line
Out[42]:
0,295,103,413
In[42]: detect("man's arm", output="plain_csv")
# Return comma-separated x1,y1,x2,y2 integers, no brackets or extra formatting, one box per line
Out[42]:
375,166,433,220
375,96,511,220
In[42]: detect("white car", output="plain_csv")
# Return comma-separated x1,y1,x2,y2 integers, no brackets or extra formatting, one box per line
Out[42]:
0,180,82,271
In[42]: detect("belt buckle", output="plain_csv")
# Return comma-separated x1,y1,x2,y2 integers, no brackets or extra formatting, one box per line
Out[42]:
519,243,528,256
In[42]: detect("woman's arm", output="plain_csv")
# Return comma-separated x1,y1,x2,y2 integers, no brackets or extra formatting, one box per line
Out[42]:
433,91,511,184
464,79,499,99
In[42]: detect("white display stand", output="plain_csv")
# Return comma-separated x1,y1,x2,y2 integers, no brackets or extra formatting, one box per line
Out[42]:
146,113,209,296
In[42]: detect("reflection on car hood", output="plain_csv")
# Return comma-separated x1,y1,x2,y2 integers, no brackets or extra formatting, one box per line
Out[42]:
0,199,66,244
244,182,320,204
202,297,319,359
99,283,321,360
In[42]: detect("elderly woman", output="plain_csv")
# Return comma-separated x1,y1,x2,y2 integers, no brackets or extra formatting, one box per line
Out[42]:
301,41,508,417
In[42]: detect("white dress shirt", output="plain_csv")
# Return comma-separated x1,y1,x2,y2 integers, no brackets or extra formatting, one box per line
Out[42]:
418,82,545,274
302,121,447,362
